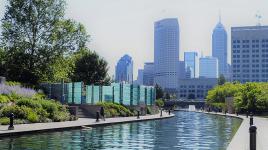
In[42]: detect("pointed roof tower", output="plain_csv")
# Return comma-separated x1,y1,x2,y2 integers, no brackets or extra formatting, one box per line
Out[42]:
214,11,225,30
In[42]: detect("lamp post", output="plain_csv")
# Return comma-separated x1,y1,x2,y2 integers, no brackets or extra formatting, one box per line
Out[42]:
8,113,14,130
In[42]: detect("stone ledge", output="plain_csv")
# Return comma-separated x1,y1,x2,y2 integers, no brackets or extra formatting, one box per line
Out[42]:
0,112,174,137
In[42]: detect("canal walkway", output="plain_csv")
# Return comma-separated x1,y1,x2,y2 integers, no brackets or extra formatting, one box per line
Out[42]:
0,111,174,137
196,111,268,150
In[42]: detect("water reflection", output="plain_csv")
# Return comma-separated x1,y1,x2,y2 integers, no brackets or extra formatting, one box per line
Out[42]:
0,111,242,150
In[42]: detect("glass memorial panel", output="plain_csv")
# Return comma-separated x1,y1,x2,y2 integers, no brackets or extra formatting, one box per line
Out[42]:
86,85,93,104
122,84,131,105
140,86,146,105
132,85,139,105
102,86,113,102
111,83,120,104
73,82,82,104
93,86,100,104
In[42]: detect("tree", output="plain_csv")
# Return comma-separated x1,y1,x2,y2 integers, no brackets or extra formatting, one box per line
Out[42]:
218,74,226,85
234,83,262,113
155,99,164,108
206,82,241,104
155,84,164,99
1,0,89,85
71,50,111,85
0,48,6,75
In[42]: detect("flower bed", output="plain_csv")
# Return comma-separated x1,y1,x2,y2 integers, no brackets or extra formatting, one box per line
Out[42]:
0,83,76,125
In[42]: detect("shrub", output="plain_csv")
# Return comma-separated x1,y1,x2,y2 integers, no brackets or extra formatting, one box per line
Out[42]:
7,93,22,102
52,111,70,122
0,82,74,123
5,81,21,86
147,107,152,115
0,117,10,125
16,98,42,109
96,102,134,117
0,105,38,121
155,99,164,108
27,111,39,123
69,115,78,121
109,108,119,117
1,105,27,119
0,95,10,103
32,93,46,100
36,108,49,118
14,119,27,124
0,117,27,125
38,100,58,117
0,84,36,98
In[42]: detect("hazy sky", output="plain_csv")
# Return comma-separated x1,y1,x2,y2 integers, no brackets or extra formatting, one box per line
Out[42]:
1,0,268,79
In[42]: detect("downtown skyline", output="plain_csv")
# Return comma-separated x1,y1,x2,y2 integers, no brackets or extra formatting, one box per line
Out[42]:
1,0,268,79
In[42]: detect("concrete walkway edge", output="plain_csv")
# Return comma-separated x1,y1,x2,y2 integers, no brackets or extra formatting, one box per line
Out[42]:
0,112,174,137
192,110,268,150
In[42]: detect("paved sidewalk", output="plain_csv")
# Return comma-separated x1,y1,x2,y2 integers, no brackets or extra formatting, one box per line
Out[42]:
197,111,268,150
0,112,174,137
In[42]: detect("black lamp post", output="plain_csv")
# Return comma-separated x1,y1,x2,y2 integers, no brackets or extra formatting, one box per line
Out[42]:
8,113,14,130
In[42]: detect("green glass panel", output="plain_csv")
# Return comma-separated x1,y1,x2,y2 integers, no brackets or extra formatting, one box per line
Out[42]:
112,83,120,104
152,88,156,105
102,86,113,102
67,83,73,104
132,85,139,105
122,84,131,105
93,86,100,104
146,87,151,105
140,86,146,105
86,85,93,104
73,82,82,104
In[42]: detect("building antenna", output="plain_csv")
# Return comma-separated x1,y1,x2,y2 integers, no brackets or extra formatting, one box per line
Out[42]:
255,11,262,26
219,10,221,23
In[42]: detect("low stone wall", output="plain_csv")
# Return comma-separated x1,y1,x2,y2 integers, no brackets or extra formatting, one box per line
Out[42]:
69,104,159,118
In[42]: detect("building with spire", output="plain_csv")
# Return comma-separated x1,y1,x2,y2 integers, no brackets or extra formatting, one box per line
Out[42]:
212,15,228,79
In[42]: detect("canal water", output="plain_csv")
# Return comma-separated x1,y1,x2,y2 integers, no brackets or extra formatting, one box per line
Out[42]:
0,111,242,150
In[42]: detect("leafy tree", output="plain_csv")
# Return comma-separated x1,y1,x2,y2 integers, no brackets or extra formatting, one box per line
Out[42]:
234,83,265,113
218,74,226,85
41,55,74,83
71,49,111,85
155,99,164,108
1,0,89,85
207,82,268,113
206,82,241,104
155,84,164,99
0,48,6,75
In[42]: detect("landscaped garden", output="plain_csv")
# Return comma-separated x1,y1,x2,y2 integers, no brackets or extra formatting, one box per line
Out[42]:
96,102,159,118
0,82,76,125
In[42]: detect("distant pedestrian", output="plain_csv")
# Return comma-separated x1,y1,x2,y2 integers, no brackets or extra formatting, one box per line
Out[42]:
100,107,105,121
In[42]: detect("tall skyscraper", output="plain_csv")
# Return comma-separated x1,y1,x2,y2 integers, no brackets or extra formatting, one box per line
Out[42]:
177,61,186,79
137,69,144,85
184,52,198,78
143,62,154,86
115,54,133,83
154,18,179,92
231,26,268,83
199,56,218,78
212,17,228,78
